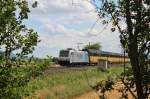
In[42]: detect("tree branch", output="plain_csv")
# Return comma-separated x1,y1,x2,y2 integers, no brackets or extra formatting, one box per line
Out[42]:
121,78,137,99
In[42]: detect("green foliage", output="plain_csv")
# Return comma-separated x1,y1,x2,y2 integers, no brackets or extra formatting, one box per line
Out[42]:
84,43,102,50
118,65,150,99
95,77,115,99
0,0,40,62
0,0,40,98
0,66,29,98
92,0,150,98
0,57,53,99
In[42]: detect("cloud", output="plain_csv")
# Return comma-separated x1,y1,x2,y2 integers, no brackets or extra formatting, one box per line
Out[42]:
29,0,98,23
26,0,122,57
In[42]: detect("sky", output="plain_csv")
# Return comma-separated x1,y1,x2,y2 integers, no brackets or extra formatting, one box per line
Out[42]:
25,0,122,58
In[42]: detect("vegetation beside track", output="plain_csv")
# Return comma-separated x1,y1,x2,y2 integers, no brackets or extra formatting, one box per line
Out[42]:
24,66,124,99
0,56,54,98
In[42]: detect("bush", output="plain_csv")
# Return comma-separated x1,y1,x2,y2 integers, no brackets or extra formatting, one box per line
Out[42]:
0,56,53,98
0,67,30,98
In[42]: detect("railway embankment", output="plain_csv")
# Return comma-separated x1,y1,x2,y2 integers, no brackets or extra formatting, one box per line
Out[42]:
24,65,124,99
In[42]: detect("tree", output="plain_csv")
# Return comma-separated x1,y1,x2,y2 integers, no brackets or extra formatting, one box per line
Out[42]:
0,0,39,98
91,0,150,99
84,43,102,50
0,0,39,65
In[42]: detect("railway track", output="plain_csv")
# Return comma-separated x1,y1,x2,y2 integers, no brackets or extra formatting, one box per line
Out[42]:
44,65,99,75
44,63,127,75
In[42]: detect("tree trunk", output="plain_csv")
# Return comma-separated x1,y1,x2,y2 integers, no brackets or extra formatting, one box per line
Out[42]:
128,42,145,99
125,0,145,98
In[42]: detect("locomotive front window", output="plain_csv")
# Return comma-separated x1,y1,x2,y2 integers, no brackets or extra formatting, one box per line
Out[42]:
59,50,69,57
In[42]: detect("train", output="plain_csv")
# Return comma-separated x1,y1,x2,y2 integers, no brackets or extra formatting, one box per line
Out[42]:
56,48,130,66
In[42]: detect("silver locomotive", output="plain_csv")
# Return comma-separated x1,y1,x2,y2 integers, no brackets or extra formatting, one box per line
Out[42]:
57,48,89,65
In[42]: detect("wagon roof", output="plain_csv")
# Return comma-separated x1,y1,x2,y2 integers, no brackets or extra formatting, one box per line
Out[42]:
83,49,127,57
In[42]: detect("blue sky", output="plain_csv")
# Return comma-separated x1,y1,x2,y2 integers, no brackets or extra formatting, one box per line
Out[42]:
25,0,122,58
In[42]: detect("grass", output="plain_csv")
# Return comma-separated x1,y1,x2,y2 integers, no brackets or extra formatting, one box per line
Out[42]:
24,66,124,99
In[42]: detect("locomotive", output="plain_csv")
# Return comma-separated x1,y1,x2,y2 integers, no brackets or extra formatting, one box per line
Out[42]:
58,48,89,65
57,48,130,66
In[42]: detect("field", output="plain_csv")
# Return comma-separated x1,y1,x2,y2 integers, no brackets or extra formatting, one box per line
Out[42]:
24,66,124,99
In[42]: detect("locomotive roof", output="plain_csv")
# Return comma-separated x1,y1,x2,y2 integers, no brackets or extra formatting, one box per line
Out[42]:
83,49,127,57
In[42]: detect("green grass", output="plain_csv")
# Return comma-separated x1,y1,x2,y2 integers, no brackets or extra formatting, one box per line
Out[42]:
24,66,124,99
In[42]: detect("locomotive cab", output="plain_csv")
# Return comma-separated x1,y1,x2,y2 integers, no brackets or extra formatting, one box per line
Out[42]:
58,50,70,65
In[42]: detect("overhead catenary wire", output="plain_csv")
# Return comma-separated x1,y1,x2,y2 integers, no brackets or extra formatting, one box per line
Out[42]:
96,22,110,35
87,18,100,34
88,19,111,36
71,0,109,35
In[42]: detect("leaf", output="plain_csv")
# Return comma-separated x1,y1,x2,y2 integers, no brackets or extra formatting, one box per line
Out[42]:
32,1,38,8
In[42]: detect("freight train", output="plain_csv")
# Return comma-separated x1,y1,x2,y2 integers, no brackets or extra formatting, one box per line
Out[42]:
56,48,130,66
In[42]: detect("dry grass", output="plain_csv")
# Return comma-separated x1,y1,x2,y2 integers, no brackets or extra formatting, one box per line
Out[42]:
24,66,124,99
